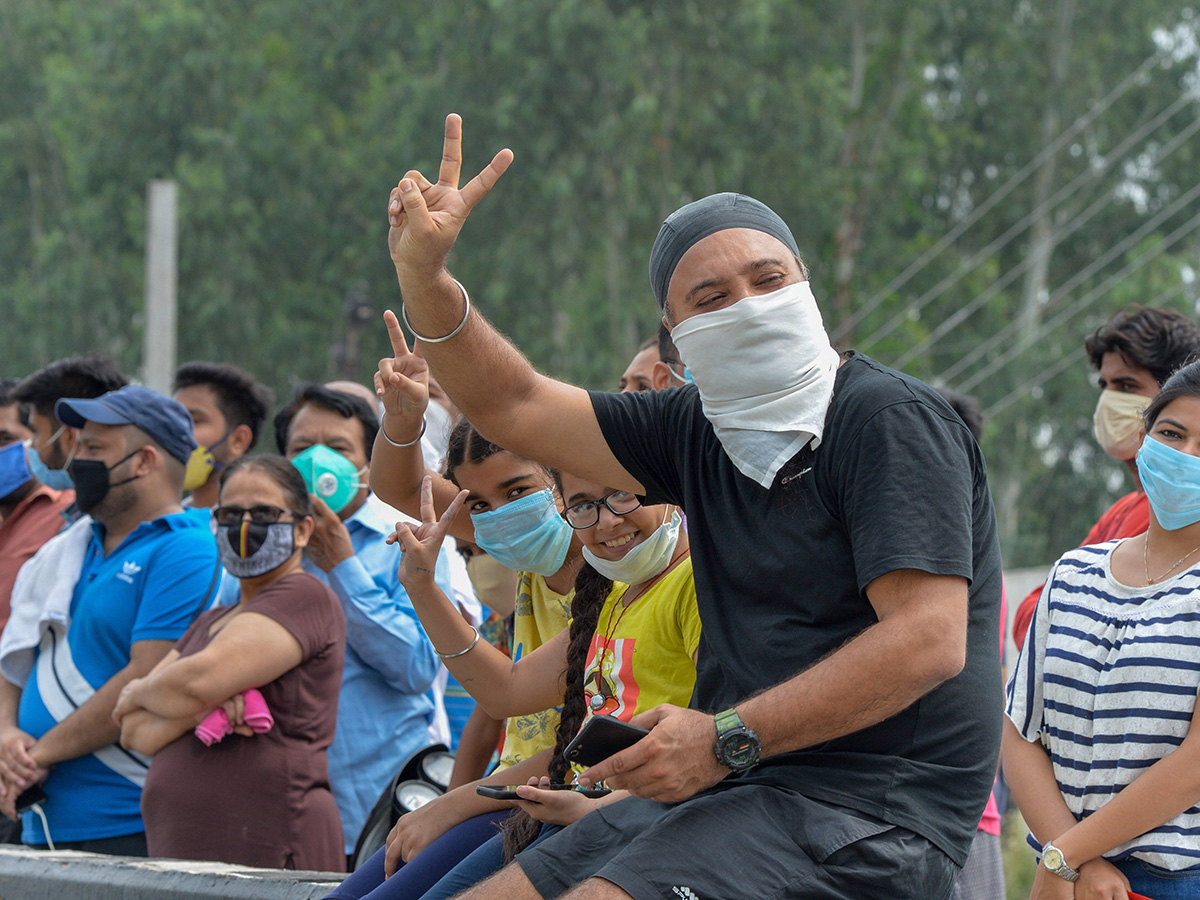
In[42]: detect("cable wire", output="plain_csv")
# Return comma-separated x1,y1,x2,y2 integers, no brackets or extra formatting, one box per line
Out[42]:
938,180,1200,387
837,46,1167,337
981,282,1186,420
885,108,1200,368
957,207,1200,395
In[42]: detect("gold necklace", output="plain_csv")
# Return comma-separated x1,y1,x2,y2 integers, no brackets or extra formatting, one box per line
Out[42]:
1143,532,1200,585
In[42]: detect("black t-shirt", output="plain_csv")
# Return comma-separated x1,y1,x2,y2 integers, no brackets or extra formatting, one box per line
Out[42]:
589,352,1002,865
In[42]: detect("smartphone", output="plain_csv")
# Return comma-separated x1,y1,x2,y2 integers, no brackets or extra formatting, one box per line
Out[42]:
563,715,649,768
476,783,611,800
15,784,48,814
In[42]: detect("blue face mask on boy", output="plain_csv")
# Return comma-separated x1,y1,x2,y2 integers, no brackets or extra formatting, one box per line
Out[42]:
27,427,75,492
0,441,33,501
471,488,573,576
1137,435,1200,531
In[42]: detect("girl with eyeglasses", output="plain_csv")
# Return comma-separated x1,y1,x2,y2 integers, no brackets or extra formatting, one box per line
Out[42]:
113,456,346,871
324,316,698,900
1005,359,1200,900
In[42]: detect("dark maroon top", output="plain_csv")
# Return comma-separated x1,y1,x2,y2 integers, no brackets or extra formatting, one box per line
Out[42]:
142,571,346,871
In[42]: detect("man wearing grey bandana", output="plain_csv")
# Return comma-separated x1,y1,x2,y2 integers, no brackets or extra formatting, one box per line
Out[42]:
375,115,1002,900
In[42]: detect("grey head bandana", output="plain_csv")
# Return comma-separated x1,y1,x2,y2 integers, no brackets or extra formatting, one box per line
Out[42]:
648,193,801,310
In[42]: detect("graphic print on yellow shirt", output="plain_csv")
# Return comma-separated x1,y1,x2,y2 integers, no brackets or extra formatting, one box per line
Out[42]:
496,571,573,769
581,557,700,725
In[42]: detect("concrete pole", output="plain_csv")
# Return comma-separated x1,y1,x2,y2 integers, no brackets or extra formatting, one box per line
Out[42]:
143,180,178,394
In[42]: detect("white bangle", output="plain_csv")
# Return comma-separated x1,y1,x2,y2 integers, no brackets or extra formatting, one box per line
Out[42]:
380,417,426,448
436,626,480,659
401,279,471,344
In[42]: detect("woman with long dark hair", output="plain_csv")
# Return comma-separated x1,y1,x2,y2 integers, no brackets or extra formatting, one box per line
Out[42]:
387,466,698,899
1006,359,1200,900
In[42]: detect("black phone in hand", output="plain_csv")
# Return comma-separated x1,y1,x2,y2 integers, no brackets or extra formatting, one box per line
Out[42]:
563,715,649,768
475,783,611,800
15,784,47,814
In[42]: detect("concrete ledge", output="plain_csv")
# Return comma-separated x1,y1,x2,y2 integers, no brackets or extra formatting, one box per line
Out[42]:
0,846,343,899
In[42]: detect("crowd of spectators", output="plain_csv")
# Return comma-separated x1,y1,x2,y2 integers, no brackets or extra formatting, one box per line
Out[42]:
3,118,1200,900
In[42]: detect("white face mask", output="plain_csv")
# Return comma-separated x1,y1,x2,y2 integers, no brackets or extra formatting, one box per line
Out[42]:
670,280,840,488
582,509,681,585
1092,390,1150,460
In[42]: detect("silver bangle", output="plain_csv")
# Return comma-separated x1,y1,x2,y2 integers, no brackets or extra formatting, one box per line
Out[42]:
380,417,426,448
436,626,480,660
401,279,471,344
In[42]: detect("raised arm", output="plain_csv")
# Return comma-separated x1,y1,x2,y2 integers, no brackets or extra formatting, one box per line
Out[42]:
384,114,640,492
370,308,481,544
389,477,568,718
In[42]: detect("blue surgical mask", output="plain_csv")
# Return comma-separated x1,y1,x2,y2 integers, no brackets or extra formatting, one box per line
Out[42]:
1137,436,1200,531
27,427,74,491
0,441,34,501
471,488,573,576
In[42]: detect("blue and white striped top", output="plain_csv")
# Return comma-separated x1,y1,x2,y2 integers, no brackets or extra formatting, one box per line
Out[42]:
1006,540,1200,871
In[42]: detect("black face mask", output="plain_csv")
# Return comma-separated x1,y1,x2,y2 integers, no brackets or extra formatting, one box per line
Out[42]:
69,449,142,514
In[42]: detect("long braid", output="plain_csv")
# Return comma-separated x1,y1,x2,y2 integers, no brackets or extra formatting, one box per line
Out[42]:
499,563,613,862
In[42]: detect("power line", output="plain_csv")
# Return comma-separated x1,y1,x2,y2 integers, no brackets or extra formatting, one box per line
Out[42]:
836,46,1166,338
981,282,1185,420
957,207,1200,395
979,349,1084,421
939,180,1200,386
869,94,1197,361
885,107,1200,369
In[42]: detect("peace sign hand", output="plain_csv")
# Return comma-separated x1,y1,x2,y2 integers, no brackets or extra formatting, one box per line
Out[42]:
374,309,430,437
391,476,468,587
387,113,513,281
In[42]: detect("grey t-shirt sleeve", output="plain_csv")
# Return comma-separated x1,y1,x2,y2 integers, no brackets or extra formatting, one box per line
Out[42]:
829,397,979,594
588,387,693,507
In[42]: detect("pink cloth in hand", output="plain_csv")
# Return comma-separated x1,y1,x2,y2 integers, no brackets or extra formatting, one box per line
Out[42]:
240,688,274,731
194,689,274,746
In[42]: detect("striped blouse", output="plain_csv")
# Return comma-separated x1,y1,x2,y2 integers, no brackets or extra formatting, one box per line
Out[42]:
1006,540,1200,871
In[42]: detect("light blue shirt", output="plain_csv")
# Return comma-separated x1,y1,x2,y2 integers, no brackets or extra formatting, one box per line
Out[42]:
303,497,447,852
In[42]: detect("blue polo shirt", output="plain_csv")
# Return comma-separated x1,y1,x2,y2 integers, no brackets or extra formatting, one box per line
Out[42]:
18,507,220,844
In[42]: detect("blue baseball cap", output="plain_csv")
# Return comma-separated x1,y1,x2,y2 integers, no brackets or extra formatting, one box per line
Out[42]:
56,385,197,464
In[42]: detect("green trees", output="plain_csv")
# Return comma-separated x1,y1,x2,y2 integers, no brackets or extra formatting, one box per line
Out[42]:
3,0,1197,566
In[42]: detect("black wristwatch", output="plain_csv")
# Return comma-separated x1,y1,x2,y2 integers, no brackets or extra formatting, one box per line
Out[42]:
713,707,761,772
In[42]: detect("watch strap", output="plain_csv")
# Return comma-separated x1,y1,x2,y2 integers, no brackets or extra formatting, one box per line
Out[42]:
1040,841,1080,883
714,707,744,735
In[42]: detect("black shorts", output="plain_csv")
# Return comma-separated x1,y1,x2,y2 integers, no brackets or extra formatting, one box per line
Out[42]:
517,785,958,900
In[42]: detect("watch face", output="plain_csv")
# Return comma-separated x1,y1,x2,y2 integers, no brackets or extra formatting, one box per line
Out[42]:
1043,848,1064,870
719,733,759,767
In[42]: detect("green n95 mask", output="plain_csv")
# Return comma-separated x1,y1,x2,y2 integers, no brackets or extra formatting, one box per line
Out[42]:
291,444,367,514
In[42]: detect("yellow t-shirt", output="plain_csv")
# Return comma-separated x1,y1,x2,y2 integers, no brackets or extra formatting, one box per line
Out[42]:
496,571,573,769
582,556,700,723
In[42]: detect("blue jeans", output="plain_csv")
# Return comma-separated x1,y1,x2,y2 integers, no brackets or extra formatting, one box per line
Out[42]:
323,810,510,900
420,824,561,900
1115,857,1200,900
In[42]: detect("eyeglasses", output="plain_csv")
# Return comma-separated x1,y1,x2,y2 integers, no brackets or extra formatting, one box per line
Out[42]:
213,505,303,526
562,489,642,530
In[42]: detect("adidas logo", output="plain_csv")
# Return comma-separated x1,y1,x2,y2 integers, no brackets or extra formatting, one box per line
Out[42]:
116,560,143,584
672,887,698,900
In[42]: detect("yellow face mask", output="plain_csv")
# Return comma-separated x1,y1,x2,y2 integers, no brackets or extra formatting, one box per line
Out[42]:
1092,390,1150,460
183,431,232,492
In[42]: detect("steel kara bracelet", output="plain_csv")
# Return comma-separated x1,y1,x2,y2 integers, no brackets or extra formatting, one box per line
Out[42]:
401,279,471,344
